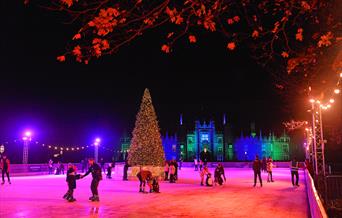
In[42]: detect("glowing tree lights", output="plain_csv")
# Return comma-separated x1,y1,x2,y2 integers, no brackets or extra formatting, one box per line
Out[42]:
93,137,101,163
22,131,32,164
128,89,165,167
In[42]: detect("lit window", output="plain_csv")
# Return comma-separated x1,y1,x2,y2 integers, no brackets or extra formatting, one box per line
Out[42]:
201,134,209,141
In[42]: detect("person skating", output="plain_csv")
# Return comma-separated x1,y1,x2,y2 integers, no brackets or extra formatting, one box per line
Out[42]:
60,162,65,175
179,157,182,170
291,157,300,187
151,177,160,193
123,160,129,181
173,160,179,180
252,155,262,187
81,158,102,202
206,173,213,187
200,148,210,166
63,164,80,202
200,166,210,186
106,163,113,179
214,163,226,186
267,157,274,182
164,161,169,181
194,158,198,171
48,159,53,175
1,155,11,185
169,163,176,183
136,169,152,193
100,158,105,174
262,157,267,173
199,159,203,171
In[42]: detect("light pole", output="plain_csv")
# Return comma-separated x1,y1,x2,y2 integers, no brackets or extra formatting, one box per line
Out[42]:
22,131,32,164
94,138,101,163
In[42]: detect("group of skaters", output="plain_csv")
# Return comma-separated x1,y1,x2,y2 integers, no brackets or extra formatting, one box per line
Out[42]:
200,163,226,187
0,154,11,185
63,158,102,202
48,159,65,175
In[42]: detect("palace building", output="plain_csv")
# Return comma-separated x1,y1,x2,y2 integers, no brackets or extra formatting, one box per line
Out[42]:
120,114,290,162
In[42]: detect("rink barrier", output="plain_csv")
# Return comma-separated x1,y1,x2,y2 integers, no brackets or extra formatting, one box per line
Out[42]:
304,170,328,218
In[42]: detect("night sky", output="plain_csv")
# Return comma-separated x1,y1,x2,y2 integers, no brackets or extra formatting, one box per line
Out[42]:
1,1,288,149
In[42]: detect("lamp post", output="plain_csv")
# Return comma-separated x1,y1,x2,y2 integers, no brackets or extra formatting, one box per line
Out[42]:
22,131,32,164
94,138,101,163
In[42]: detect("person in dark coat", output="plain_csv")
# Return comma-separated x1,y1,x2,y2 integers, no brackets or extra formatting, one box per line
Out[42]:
63,164,80,202
291,157,300,187
1,155,11,185
123,161,129,181
60,162,65,175
214,163,226,186
136,169,152,193
106,163,113,179
200,148,210,166
81,158,102,201
262,157,267,173
100,158,105,173
252,155,262,187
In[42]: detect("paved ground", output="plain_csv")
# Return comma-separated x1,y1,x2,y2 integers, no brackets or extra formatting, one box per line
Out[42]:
0,168,308,218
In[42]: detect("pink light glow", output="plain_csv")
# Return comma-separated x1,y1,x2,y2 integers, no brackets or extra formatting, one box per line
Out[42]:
95,138,101,143
25,131,32,137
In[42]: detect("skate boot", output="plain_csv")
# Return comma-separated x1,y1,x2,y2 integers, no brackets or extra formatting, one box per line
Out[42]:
89,196,95,201
1,181,4,185
63,193,69,199
8,181,11,184
91,195,100,202
68,197,76,202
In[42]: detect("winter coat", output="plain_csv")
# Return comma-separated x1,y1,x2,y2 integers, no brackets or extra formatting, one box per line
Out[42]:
169,165,176,175
137,170,152,181
84,163,102,180
1,158,10,172
252,159,262,172
291,161,299,172
66,167,77,189
164,164,169,172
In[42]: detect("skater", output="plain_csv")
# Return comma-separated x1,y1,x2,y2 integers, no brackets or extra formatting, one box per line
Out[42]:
169,163,176,183
262,157,267,173
81,158,102,202
1,155,11,185
199,159,203,171
164,161,169,181
106,163,113,179
200,166,210,186
173,160,179,180
206,173,213,187
48,159,53,175
100,158,105,174
56,161,61,175
63,164,80,202
60,162,65,175
291,157,300,187
252,155,262,187
214,163,226,186
194,158,198,171
136,169,152,193
200,148,210,166
267,157,274,182
151,177,160,193
123,160,129,181
179,157,183,170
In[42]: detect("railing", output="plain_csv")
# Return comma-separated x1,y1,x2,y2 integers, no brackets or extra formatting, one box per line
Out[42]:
304,170,328,218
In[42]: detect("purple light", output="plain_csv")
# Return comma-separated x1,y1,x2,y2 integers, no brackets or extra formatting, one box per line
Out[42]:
25,131,32,137
95,138,101,143
94,142,99,146
22,137,28,141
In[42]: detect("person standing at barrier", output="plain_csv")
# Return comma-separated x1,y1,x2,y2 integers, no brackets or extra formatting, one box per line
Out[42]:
81,158,102,202
252,155,262,187
291,157,300,187
48,159,53,175
1,155,11,185
123,160,129,181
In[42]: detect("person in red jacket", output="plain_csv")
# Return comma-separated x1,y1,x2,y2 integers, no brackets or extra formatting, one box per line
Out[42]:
137,169,152,193
1,155,11,185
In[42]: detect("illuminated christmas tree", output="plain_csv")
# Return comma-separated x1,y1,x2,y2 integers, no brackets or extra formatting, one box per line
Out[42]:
128,88,165,167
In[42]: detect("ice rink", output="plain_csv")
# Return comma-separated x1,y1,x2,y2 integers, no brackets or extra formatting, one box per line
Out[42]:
0,167,308,218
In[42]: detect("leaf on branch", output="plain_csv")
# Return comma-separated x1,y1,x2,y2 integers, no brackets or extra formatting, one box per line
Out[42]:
233,16,240,22
281,51,289,58
175,15,184,25
61,0,73,8
227,18,234,25
167,32,174,38
301,1,311,11
318,32,333,47
252,30,259,38
56,55,66,62
161,44,170,53
296,28,303,41
204,14,216,31
72,33,81,40
227,42,236,50
72,45,82,56
189,35,197,43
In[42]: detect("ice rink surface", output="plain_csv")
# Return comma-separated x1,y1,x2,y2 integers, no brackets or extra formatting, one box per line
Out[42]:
0,167,308,218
